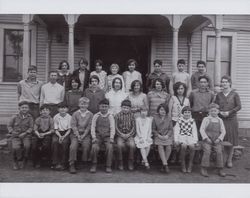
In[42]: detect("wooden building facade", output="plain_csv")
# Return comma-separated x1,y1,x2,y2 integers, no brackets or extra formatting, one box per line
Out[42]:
0,14,249,128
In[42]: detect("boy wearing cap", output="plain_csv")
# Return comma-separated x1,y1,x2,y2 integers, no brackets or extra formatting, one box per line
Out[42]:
7,101,34,170
90,99,115,173
115,99,136,171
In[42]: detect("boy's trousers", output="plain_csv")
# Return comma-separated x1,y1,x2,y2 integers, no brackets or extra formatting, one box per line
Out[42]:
51,134,70,165
91,137,113,167
201,142,224,168
69,133,91,163
116,136,136,162
31,135,52,164
11,135,31,161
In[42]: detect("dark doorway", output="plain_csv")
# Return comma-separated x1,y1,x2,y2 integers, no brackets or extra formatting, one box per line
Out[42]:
90,35,151,90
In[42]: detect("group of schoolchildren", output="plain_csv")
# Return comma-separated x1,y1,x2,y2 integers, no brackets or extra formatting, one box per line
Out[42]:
7,57,229,178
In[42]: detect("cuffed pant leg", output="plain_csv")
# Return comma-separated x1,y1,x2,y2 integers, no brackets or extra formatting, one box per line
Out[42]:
51,135,59,165
116,137,125,161
81,136,91,162
126,137,136,161
23,136,31,159
69,135,78,163
91,142,100,164
201,142,212,167
214,143,224,168
105,138,113,167
11,138,22,161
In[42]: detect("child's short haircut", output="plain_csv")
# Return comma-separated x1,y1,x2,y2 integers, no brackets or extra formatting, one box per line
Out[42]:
49,70,58,75
157,103,169,114
79,58,88,66
18,101,30,107
99,98,109,106
196,60,206,67
181,106,192,114
121,99,131,108
95,59,103,66
198,75,209,82
208,103,219,110
89,75,100,84
69,76,81,89
153,59,162,66
110,63,119,71
40,104,51,111
127,59,137,67
177,59,185,65
28,65,37,72
79,97,90,104
57,102,68,109
58,60,70,70
112,77,123,90
173,82,187,97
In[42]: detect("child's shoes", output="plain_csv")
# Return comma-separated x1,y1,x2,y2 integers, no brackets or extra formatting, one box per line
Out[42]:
90,164,97,173
200,167,209,177
217,168,226,177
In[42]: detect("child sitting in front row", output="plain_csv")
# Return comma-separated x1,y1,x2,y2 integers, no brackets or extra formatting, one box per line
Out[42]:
134,107,153,170
174,106,198,173
90,98,115,173
7,101,34,170
32,104,54,168
115,99,136,171
200,103,226,177
51,103,71,171
152,103,173,173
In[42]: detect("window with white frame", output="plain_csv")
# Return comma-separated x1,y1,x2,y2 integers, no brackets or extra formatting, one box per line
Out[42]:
3,29,25,82
202,31,236,84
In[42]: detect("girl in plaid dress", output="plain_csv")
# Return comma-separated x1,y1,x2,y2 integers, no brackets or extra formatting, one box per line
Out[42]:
174,106,198,173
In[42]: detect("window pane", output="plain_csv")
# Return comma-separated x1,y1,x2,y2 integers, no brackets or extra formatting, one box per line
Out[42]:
4,30,23,55
221,37,231,61
221,62,230,76
206,61,215,83
4,56,23,82
207,36,215,61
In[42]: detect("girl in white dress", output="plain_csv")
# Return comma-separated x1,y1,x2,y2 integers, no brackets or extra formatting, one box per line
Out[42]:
174,106,198,173
134,107,153,170
105,77,128,115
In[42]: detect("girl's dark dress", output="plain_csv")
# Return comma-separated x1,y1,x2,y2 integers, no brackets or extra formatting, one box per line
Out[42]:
215,90,241,146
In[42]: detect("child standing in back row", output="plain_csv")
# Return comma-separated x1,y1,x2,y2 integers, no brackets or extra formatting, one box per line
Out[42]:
90,59,107,91
200,103,226,177
123,59,142,93
169,59,192,96
174,106,198,173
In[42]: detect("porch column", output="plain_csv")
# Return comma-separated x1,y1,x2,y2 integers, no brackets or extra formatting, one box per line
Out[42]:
64,14,80,72
22,15,33,79
172,27,179,73
214,28,222,85
45,31,52,82
187,34,193,74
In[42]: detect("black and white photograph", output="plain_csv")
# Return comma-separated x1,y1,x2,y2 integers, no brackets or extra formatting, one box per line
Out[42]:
0,0,250,197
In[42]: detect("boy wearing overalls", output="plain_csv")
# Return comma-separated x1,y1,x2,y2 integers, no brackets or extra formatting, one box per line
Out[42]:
200,103,226,177
90,99,115,173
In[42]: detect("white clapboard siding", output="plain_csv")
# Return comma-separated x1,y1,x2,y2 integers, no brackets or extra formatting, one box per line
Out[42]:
0,84,18,123
191,30,202,73
223,15,250,122
0,14,22,23
50,26,68,72
153,29,189,75
36,25,47,82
